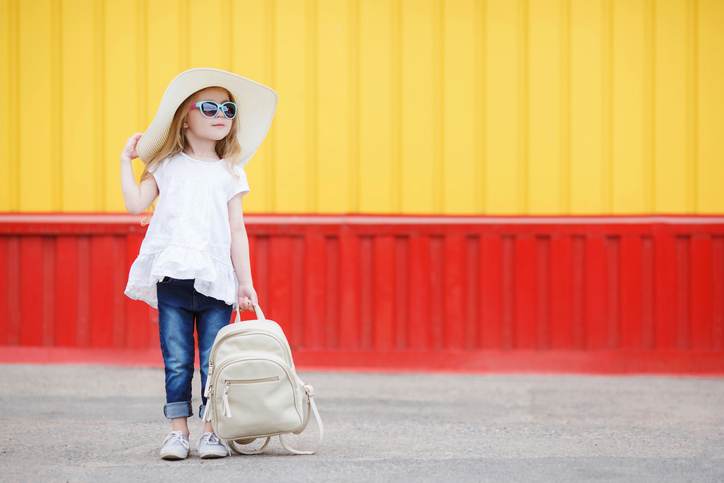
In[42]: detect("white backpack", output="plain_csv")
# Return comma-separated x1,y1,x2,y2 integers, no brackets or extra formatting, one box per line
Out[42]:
202,303,323,455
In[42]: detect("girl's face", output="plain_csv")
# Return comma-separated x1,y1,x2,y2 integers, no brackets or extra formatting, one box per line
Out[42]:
185,87,234,141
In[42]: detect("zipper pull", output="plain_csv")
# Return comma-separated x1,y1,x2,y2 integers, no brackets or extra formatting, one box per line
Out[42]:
223,381,232,418
202,402,212,421
204,363,214,398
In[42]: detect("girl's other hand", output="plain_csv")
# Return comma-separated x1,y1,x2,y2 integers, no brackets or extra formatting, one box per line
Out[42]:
121,132,144,162
238,283,258,312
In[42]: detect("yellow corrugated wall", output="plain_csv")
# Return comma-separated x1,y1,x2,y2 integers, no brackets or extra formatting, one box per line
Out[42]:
0,0,722,215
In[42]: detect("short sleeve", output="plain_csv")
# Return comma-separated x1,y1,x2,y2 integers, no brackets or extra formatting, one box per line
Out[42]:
147,159,166,188
227,164,250,201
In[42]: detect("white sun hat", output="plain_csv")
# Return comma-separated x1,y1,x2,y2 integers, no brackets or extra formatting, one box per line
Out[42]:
136,67,278,165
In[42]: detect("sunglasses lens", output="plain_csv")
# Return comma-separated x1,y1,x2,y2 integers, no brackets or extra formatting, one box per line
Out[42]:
200,102,219,117
222,102,237,119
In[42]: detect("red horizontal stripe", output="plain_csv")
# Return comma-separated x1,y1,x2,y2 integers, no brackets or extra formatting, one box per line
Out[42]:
1,214,723,374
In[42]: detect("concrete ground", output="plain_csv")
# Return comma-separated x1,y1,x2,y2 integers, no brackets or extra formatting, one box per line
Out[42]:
0,364,723,483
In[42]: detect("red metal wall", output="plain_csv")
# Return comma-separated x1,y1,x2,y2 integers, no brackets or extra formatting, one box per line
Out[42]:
1,214,723,373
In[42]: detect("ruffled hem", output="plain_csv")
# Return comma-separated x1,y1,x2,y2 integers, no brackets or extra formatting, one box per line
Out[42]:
124,245,238,312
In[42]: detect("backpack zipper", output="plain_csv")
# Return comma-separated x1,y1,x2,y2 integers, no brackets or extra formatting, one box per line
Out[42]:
225,376,280,384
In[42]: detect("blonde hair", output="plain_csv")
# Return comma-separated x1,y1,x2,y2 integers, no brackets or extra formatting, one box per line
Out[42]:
139,87,245,225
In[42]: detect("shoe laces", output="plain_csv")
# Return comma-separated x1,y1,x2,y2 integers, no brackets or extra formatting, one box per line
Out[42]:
164,430,190,450
200,432,231,455
208,432,220,445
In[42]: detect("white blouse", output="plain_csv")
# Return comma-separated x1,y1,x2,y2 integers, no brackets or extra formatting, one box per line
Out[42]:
124,151,250,311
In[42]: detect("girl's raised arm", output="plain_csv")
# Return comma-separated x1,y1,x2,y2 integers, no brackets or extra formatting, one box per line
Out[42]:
120,133,159,214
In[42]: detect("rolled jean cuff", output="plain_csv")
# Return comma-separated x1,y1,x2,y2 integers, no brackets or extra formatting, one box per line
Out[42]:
198,404,207,420
164,401,193,419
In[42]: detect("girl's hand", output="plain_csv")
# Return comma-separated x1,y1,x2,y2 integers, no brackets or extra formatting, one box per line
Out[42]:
121,132,144,162
237,283,258,312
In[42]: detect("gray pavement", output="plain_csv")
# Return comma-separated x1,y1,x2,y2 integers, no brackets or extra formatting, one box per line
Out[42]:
1,364,723,482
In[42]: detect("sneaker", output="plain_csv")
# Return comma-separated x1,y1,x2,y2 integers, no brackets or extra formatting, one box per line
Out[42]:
198,432,231,459
160,430,190,460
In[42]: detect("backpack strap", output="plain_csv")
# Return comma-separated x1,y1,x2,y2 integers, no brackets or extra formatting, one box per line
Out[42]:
278,384,324,455
230,436,272,455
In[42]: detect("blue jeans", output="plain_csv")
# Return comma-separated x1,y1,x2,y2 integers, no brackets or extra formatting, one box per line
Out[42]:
156,276,233,420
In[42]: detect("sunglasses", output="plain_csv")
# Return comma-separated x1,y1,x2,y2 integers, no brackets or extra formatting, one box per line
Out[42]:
192,100,237,119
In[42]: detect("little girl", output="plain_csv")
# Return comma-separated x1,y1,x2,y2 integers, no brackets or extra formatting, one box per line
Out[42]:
119,68,278,460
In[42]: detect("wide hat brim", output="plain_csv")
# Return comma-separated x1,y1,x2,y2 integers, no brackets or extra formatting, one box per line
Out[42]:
136,67,278,165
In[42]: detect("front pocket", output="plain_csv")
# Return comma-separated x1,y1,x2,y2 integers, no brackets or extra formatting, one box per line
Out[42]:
221,376,282,419
213,359,303,439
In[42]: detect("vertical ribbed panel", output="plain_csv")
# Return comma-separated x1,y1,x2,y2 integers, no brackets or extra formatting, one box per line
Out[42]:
1,215,723,364
1,0,723,214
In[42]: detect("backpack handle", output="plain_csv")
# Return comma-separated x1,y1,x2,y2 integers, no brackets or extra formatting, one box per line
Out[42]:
234,302,266,323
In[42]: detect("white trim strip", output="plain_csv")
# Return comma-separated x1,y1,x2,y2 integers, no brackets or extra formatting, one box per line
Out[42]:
0,213,722,225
